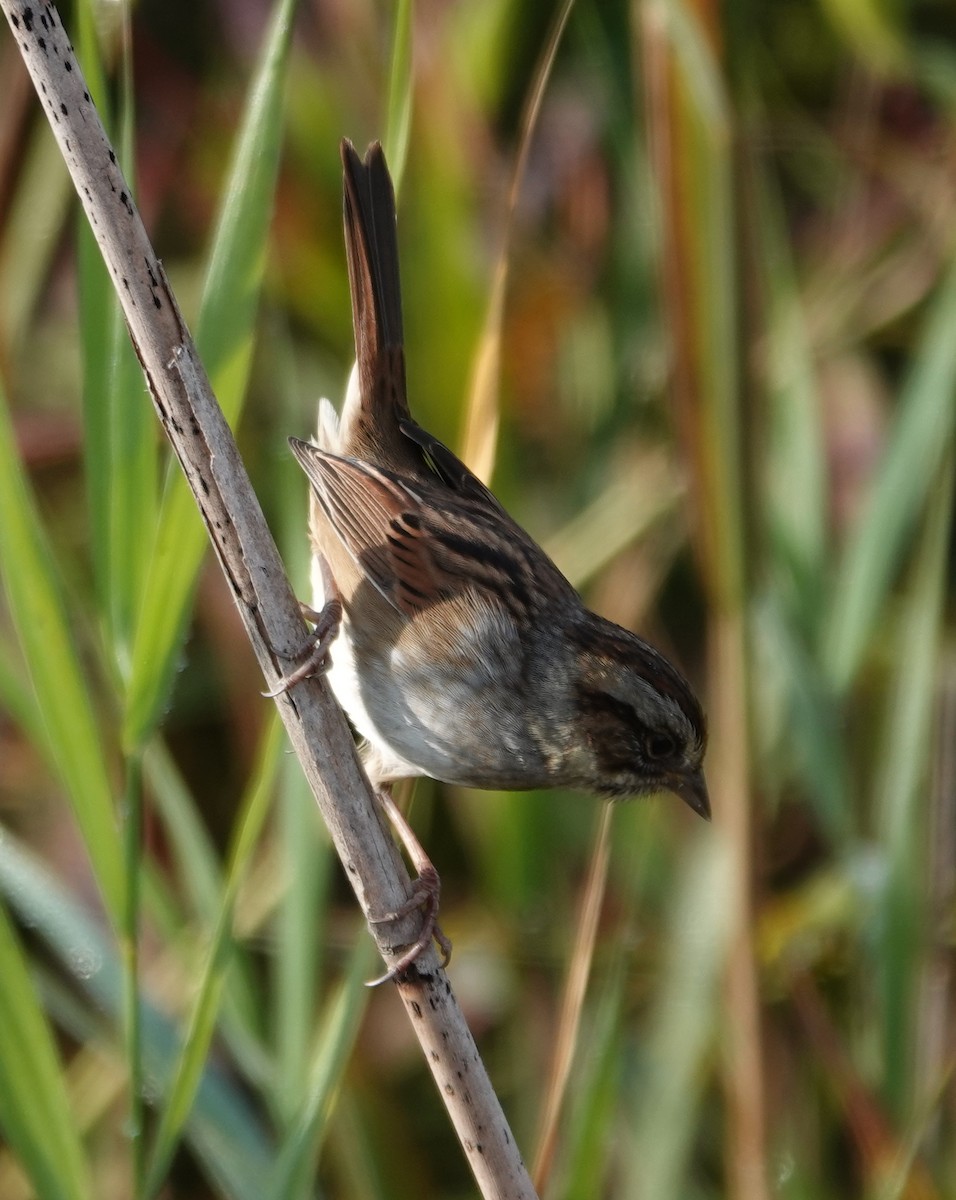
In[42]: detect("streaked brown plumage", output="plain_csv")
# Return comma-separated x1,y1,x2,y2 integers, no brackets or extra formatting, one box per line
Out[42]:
284,140,708,977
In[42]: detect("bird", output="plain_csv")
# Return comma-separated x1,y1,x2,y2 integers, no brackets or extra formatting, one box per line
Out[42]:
278,138,709,982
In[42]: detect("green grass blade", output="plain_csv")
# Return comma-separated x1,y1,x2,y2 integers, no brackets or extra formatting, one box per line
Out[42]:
144,742,267,1081
0,903,92,1200
460,0,574,483
74,0,156,663
0,635,44,748
0,381,124,922
0,833,123,1016
628,830,734,1196
74,7,115,617
873,451,954,1117
274,756,333,1126
753,599,850,844
0,124,72,353
269,939,377,1199
143,716,284,1195
105,326,158,670
76,217,117,616
123,0,297,748
121,753,146,1198
543,452,681,590
384,0,414,194
0,832,275,1200
144,742,224,926
193,0,296,378
754,165,827,630
106,22,158,666
823,257,956,692
558,959,626,1200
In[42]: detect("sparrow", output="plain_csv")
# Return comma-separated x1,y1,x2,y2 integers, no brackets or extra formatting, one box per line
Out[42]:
280,139,709,981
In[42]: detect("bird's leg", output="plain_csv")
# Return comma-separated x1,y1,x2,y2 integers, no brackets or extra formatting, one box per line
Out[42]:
264,556,342,697
366,785,453,987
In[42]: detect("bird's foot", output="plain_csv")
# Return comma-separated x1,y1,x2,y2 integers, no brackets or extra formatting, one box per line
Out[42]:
263,598,342,697
366,864,452,986
365,787,452,986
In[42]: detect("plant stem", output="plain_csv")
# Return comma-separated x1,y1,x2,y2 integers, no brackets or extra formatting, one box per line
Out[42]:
0,5,537,1195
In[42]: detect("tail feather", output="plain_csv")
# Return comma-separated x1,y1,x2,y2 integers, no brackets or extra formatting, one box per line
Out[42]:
341,139,403,348
340,139,410,441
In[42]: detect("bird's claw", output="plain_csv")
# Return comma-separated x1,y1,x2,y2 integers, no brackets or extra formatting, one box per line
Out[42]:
366,866,453,986
264,599,342,698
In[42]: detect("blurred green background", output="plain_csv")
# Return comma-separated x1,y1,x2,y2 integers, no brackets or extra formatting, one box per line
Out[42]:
0,0,954,1197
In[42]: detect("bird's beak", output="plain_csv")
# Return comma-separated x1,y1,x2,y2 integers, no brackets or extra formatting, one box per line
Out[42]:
671,769,711,821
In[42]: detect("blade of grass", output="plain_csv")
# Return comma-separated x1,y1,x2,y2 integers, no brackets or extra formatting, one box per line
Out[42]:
269,938,379,1199
383,0,414,194
752,598,850,843
0,901,92,1200
144,738,267,1068
542,448,681,589
324,1090,395,1200
646,0,741,601
0,981,118,1200
74,1,116,616
105,14,157,667
532,803,612,1193
459,0,576,482
0,119,72,353
143,739,270,1080
144,741,230,927
753,159,827,632
817,0,906,73
81,19,153,1195
823,255,956,693
642,4,763,1197
0,379,124,922
75,0,156,665
121,752,145,1198
0,830,277,1200
123,0,297,748
0,635,44,748
142,715,284,1195
873,450,954,1119
872,1063,956,1200
628,830,734,1197
558,957,627,1200
274,753,334,1127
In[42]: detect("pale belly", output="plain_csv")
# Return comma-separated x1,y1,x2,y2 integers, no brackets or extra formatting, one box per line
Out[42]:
312,558,550,788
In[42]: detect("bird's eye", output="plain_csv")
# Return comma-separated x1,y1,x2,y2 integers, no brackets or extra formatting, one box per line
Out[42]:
646,733,676,761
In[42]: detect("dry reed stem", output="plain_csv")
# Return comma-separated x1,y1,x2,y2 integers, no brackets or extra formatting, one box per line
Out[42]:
0,4,536,1195
640,2,768,1196
459,0,575,483
531,802,613,1193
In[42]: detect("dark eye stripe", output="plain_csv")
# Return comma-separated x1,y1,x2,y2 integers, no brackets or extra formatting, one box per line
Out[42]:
574,687,649,774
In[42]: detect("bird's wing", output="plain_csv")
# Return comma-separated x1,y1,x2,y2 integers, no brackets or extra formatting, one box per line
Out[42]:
289,438,570,619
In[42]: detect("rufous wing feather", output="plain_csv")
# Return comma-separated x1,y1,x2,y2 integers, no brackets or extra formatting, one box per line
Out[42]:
290,437,444,616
